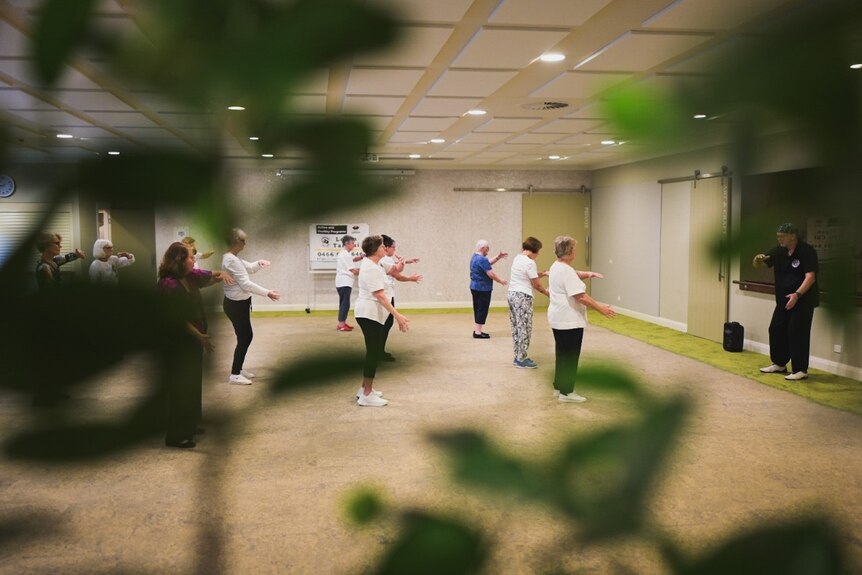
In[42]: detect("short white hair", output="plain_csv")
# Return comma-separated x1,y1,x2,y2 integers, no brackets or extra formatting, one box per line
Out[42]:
93,238,112,259
475,239,489,252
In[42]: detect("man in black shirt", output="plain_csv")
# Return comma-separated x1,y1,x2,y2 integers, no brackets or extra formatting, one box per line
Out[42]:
753,223,819,381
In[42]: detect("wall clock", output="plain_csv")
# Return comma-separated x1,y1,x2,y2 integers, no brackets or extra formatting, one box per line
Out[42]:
0,175,16,198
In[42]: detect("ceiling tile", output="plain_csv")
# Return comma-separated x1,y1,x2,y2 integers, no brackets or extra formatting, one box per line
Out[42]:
531,71,631,99
343,95,406,116
532,118,603,134
412,97,482,116
474,118,539,132
456,132,510,144
8,109,88,126
388,131,438,143
399,117,457,131
453,29,569,69
642,0,791,31
82,112,159,128
0,88,57,110
354,27,453,67
576,31,713,72
489,0,614,27
428,70,517,97
508,132,563,144
346,69,425,96
45,89,133,112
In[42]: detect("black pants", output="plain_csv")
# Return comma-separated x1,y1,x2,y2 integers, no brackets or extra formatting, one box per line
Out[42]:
357,317,385,378
471,289,492,325
769,303,815,373
552,328,585,395
382,297,395,352
165,337,202,443
223,297,253,375
337,286,352,322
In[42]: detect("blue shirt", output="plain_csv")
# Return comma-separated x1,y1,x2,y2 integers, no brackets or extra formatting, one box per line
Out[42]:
470,253,493,291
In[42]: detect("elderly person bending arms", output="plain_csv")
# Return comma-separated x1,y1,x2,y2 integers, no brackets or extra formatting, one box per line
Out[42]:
469,240,508,339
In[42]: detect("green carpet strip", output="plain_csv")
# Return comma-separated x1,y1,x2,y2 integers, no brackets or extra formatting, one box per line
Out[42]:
588,311,862,417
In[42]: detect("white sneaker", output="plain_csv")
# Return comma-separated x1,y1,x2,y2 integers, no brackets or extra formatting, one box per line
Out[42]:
553,390,561,398
355,388,383,400
785,371,809,381
559,392,587,403
759,364,787,373
357,393,388,407
240,369,255,379
229,374,253,385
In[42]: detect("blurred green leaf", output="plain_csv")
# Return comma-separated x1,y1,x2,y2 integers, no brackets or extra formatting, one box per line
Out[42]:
601,83,685,146
374,512,487,575
0,284,194,394
268,352,364,395
343,485,386,526
569,364,650,400
676,517,846,575
32,0,98,86
554,396,690,540
427,430,546,500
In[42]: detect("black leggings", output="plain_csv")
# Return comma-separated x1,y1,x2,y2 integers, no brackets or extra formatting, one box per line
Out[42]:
223,297,253,375
552,328,584,395
382,297,394,352
357,317,385,378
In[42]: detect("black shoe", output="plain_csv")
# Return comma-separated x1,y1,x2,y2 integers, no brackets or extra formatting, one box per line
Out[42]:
472,332,490,339
194,427,206,435
165,438,196,449
382,352,396,362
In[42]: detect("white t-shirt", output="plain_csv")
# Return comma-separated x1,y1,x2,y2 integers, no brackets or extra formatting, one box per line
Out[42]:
89,254,135,285
547,260,587,330
380,255,396,300
335,249,358,288
355,258,389,324
222,252,270,300
508,253,539,296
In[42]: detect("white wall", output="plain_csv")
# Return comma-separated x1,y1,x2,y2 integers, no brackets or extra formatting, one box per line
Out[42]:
592,139,862,379
155,168,592,311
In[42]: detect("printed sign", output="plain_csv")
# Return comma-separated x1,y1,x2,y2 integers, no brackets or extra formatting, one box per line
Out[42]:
309,223,369,270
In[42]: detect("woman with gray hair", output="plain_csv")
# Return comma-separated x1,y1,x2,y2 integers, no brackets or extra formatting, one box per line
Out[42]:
222,228,280,385
547,235,615,402
89,238,135,285
469,239,507,338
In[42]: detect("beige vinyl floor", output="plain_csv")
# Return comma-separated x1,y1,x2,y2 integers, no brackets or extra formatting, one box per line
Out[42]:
1,312,861,574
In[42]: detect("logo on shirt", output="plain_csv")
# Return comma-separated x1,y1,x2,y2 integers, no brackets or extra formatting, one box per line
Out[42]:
791,259,800,268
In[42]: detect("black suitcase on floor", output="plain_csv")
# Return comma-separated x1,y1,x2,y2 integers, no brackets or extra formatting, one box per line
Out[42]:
723,322,744,352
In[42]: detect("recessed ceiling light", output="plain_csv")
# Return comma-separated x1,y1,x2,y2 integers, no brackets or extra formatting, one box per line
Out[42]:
107,151,120,156
466,109,487,116
495,187,506,192
261,153,274,158
249,136,259,141
548,155,561,160
850,63,862,69
409,154,421,159
56,133,73,139
693,114,707,119
539,53,565,63
227,105,246,111
601,140,616,145
430,138,445,144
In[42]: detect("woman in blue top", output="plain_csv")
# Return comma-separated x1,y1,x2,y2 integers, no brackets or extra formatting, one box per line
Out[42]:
469,240,508,338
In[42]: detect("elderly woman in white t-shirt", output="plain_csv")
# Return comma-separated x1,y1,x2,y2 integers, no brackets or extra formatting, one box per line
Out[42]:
89,238,135,285
355,235,409,407
222,228,280,385
547,236,615,402
507,236,549,369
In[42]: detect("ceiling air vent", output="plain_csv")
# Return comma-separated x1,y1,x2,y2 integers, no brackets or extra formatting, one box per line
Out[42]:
521,101,569,111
